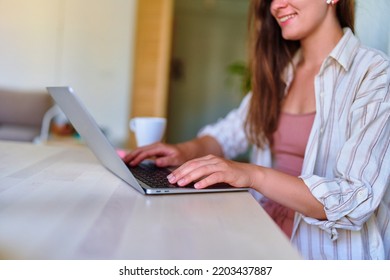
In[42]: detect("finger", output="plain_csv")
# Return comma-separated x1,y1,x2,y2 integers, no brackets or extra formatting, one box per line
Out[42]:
166,157,206,183
123,147,154,165
123,147,151,165
176,165,228,188
155,155,181,167
123,149,142,163
193,172,226,189
172,154,219,173
130,145,177,166
169,158,222,186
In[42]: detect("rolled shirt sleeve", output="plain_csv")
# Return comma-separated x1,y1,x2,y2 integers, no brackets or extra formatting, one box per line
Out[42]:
197,93,251,159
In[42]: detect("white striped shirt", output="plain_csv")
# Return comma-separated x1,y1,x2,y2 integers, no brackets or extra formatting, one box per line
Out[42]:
199,28,390,259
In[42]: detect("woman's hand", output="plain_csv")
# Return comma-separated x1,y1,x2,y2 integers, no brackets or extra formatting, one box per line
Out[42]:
123,136,225,168
167,154,326,219
123,142,190,167
167,154,258,189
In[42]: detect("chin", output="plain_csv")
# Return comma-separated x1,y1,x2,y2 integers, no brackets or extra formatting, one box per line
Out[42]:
281,30,302,41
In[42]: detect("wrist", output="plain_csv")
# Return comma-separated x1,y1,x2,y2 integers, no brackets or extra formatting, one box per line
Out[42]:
176,141,198,161
248,164,266,191
177,136,223,161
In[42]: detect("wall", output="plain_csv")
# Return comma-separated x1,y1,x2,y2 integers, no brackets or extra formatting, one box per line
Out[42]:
0,0,137,146
355,0,390,55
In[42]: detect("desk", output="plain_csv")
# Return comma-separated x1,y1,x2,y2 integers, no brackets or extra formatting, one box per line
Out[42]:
0,141,301,260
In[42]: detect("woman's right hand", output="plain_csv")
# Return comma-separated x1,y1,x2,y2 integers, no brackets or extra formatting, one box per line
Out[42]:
123,142,190,168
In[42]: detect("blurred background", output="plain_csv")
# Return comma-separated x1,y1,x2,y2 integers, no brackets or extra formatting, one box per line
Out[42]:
0,0,389,148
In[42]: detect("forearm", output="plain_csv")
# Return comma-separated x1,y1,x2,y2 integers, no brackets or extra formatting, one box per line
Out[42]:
251,165,326,219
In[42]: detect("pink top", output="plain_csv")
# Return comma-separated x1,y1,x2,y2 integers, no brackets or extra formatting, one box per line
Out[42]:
262,112,316,238
273,112,316,176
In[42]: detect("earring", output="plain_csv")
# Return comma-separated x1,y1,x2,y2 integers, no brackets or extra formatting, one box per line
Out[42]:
326,0,335,4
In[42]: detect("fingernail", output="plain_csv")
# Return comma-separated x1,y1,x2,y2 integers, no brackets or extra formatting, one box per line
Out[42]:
167,174,175,183
178,179,186,186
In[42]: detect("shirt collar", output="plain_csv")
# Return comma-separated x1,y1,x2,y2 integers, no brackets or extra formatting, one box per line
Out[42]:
327,27,360,72
284,27,360,86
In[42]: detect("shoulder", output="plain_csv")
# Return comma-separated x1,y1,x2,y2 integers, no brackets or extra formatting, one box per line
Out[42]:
354,44,390,71
351,46,390,108
353,44,389,88
333,28,389,77
335,32,390,107
345,34,389,94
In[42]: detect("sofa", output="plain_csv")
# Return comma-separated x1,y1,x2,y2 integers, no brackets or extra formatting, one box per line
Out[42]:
0,88,53,142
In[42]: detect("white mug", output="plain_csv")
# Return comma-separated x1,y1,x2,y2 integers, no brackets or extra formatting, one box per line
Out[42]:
129,117,166,147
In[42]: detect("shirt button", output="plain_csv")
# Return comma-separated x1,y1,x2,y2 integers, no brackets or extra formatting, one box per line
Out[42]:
357,190,366,198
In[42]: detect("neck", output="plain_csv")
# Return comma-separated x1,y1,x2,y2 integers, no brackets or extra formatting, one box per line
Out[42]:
299,15,344,69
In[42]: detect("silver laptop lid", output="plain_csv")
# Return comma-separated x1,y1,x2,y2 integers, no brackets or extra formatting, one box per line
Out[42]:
47,86,146,194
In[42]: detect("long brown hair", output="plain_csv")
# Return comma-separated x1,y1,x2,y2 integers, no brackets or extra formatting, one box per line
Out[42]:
246,0,355,148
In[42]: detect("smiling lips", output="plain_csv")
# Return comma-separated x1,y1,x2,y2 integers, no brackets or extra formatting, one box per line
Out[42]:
279,13,297,23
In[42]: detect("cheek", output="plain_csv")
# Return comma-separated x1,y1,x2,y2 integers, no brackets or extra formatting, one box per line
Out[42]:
269,3,278,19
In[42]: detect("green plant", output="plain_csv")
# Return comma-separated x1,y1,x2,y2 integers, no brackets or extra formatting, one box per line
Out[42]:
227,61,251,94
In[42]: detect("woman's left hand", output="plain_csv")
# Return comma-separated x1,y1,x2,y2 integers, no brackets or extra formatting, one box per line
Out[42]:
167,154,257,189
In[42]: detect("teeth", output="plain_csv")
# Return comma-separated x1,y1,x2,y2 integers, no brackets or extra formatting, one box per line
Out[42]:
280,14,296,23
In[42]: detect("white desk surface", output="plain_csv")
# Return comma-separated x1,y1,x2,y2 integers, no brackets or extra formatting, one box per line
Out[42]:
0,140,301,260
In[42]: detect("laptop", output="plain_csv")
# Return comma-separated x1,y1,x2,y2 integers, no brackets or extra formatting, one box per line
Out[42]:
47,86,248,195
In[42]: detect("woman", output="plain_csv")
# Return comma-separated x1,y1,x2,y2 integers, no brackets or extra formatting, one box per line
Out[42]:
125,0,390,260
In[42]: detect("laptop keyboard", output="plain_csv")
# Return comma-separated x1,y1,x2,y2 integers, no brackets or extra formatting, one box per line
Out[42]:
129,162,234,190
128,162,188,188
